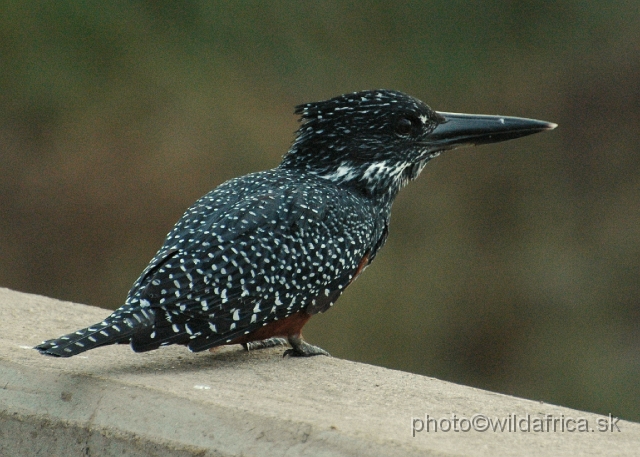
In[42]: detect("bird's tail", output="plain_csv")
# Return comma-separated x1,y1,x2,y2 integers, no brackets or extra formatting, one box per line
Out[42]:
34,309,155,357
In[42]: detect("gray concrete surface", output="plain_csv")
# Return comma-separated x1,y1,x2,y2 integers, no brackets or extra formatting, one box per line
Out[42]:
0,287,638,456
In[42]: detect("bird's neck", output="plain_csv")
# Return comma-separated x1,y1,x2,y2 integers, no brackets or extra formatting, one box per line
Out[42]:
278,157,431,205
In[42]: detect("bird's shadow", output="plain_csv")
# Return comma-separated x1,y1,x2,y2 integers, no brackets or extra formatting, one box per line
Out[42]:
87,344,298,377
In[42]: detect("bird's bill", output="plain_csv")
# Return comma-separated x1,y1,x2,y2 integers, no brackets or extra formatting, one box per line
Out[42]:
428,112,557,151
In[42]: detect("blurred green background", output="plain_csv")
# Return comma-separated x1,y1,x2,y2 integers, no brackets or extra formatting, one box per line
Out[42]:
1,1,639,421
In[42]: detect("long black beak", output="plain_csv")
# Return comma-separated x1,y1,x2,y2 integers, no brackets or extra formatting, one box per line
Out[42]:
428,112,557,152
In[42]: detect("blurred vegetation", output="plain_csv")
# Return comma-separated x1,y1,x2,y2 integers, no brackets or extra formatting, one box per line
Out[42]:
1,1,638,421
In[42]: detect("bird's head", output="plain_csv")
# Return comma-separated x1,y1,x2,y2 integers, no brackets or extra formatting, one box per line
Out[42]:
280,90,556,200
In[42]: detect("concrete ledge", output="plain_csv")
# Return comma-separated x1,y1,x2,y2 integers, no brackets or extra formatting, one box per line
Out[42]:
1,287,638,456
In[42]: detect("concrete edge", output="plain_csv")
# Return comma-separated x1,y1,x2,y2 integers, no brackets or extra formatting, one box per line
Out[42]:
1,287,639,457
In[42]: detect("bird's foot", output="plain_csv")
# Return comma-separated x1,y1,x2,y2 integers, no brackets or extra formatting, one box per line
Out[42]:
242,337,289,352
283,334,331,357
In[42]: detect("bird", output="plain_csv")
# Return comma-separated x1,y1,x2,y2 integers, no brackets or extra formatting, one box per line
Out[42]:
35,89,556,358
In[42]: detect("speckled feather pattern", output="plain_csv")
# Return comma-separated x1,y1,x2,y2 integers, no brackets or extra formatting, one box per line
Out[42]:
35,89,442,357
131,169,386,352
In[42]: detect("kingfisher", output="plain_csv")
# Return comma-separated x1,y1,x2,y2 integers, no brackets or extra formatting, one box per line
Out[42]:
36,90,556,358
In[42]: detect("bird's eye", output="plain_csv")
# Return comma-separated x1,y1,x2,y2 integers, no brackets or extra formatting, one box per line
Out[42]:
395,117,414,136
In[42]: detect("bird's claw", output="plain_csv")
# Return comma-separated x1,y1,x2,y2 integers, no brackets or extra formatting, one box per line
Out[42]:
283,336,331,357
